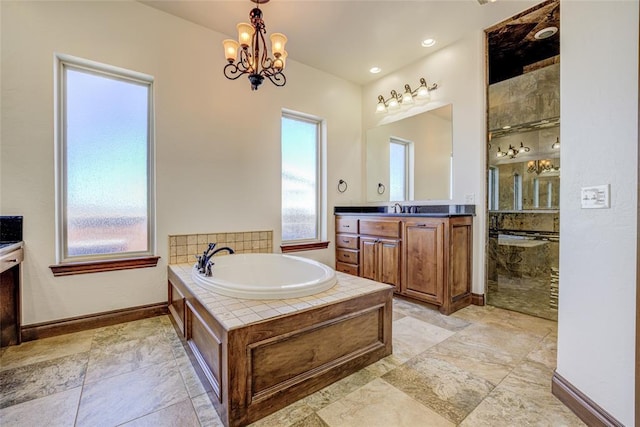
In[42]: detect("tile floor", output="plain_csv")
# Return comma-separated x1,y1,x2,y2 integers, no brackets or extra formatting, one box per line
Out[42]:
0,299,584,426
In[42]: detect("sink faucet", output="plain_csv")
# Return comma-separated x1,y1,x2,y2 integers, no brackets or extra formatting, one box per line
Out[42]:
393,202,403,214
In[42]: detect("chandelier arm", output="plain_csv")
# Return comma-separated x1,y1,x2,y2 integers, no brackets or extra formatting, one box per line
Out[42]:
224,62,249,80
263,71,286,87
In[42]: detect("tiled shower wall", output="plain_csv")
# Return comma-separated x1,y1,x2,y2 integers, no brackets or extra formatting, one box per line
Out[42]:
168,231,273,264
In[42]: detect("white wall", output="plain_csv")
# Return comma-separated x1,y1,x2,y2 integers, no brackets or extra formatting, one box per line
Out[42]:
362,33,488,294
0,1,362,324
557,1,638,424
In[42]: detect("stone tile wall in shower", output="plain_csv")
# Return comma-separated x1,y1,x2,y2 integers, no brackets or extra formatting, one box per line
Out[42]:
168,230,273,265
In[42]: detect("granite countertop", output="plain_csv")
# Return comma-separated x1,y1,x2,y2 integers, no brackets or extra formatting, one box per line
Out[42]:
334,204,475,217
0,241,23,256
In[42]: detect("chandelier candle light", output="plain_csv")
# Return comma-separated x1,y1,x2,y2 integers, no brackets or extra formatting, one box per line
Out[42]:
222,0,287,90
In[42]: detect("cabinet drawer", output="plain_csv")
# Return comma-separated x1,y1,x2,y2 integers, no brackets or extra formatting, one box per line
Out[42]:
0,248,23,274
359,220,401,238
336,248,358,264
336,262,358,276
336,217,358,233
336,234,359,249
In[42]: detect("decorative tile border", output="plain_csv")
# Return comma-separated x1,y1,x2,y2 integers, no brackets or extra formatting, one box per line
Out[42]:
168,231,273,265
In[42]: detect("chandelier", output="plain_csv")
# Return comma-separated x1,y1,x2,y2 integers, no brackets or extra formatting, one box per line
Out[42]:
496,142,530,159
527,159,558,174
376,78,438,113
222,0,287,90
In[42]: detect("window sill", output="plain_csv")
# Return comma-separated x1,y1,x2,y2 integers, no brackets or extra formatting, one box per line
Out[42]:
50,256,160,277
280,241,330,253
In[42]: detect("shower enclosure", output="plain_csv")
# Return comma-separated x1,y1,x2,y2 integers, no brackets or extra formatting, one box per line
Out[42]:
485,0,560,321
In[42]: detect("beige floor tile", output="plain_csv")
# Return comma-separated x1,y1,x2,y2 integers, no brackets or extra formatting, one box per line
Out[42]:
0,352,88,409
525,331,558,369
451,322,542,360
0,329,94,371
423,336,518,385
460,385,585,426
91,316,168,348
481,306,557,338
317,378,454,427
363,353,404,377
192,392,225,427
393,298,471,332
449,304,496,323
249,399,315,427
392,316,455,362
0,386,81,427
382,355,494,424
302,369,377,411
290,413,329,427
85,333,175,383
76,359,188,426
121,398,200,427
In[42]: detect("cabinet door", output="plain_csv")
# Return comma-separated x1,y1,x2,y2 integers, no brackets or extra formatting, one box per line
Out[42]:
360,237,378,281
379,239,400,290
404,221,444,305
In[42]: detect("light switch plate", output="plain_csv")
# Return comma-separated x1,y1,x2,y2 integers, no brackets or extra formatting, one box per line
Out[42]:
581,184,610,209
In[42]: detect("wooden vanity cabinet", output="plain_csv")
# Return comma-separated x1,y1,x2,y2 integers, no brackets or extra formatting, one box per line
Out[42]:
403,216,473,315
403,220,445,305
335,217,359,275
334,214,473,315
359,219,401,291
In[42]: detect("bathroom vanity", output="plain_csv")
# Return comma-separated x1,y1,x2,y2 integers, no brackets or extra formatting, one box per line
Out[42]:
335,205,474,315
1,216,24,347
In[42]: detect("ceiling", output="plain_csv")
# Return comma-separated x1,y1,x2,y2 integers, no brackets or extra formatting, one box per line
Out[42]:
140,0,542,85
487,0,560,84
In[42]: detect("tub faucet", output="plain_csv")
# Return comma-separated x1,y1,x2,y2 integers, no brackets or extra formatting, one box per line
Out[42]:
198,246,235,277
211,246,235,256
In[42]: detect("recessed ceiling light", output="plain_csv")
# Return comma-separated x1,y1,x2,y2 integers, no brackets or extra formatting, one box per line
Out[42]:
534,26,558,40
421,38,436,47
369,67,381,74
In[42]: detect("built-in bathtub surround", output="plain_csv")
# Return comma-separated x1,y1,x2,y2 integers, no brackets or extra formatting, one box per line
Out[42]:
168,230,273,265
169,263,393,426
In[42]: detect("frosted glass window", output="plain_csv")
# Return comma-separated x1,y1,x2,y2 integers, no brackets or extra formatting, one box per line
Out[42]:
281,113,321,242
389,139,409,201
58,59,154,261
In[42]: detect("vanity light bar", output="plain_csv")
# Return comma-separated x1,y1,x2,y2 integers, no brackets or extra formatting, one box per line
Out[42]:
376,77,438,113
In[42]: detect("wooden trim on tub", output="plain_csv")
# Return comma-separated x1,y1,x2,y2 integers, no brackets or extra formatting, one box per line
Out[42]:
50,256,160,276
21,302,168,342
471,293,485,306
280,241,330,253
551,371,624,427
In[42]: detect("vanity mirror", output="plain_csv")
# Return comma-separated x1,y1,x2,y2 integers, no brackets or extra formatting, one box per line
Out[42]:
366,104,453,202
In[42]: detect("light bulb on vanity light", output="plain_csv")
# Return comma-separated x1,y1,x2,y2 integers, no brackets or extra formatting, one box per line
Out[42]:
376,95,387,113
402,85,414,105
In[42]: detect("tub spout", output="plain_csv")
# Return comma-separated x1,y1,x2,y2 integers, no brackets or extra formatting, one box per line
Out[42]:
211,246,235,256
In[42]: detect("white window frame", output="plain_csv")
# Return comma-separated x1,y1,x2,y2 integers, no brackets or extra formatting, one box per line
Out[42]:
54,54,156,263
389,137,413,201
281,109,325,244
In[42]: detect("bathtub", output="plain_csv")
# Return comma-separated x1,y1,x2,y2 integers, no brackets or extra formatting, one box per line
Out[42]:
191,253,337,299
